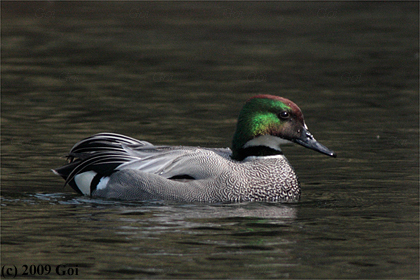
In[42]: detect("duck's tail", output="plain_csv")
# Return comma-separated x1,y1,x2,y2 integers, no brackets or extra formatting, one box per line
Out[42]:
52,133,151,196
52,160,85,195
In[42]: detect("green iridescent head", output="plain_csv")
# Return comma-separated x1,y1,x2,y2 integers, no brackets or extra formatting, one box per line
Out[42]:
231,95,336,161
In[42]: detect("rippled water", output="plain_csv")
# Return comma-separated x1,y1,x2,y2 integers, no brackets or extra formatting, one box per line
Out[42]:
2,1,418,279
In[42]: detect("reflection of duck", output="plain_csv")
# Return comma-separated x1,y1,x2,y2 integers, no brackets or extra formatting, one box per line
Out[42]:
53,95,336,203
161,204,299,221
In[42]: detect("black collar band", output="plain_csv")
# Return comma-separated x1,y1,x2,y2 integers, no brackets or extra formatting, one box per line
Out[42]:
233,146,283,161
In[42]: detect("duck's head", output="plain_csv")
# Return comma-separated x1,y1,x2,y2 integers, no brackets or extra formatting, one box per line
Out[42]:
231,94,336,161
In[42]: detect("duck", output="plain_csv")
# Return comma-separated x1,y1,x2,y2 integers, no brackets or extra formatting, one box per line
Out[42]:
53,94,336,203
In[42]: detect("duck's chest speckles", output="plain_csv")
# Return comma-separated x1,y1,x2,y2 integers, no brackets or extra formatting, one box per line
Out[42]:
224,156,300,202
243,157,294,180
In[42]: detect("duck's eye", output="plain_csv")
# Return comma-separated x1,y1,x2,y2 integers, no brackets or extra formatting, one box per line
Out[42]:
278,111,290,120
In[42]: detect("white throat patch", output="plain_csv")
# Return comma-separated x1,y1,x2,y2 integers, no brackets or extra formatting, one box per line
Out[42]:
243,135,291,151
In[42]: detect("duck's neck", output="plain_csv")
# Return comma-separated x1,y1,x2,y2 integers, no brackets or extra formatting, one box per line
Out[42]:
233,146,283,161
231,135,286,161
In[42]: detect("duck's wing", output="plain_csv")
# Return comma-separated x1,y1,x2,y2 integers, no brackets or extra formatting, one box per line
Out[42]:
52,133,232,195
118,145,232,179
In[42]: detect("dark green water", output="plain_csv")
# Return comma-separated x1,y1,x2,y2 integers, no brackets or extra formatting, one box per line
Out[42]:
2,1,418,278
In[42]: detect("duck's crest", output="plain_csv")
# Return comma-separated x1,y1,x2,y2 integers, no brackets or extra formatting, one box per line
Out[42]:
248,94,303,119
